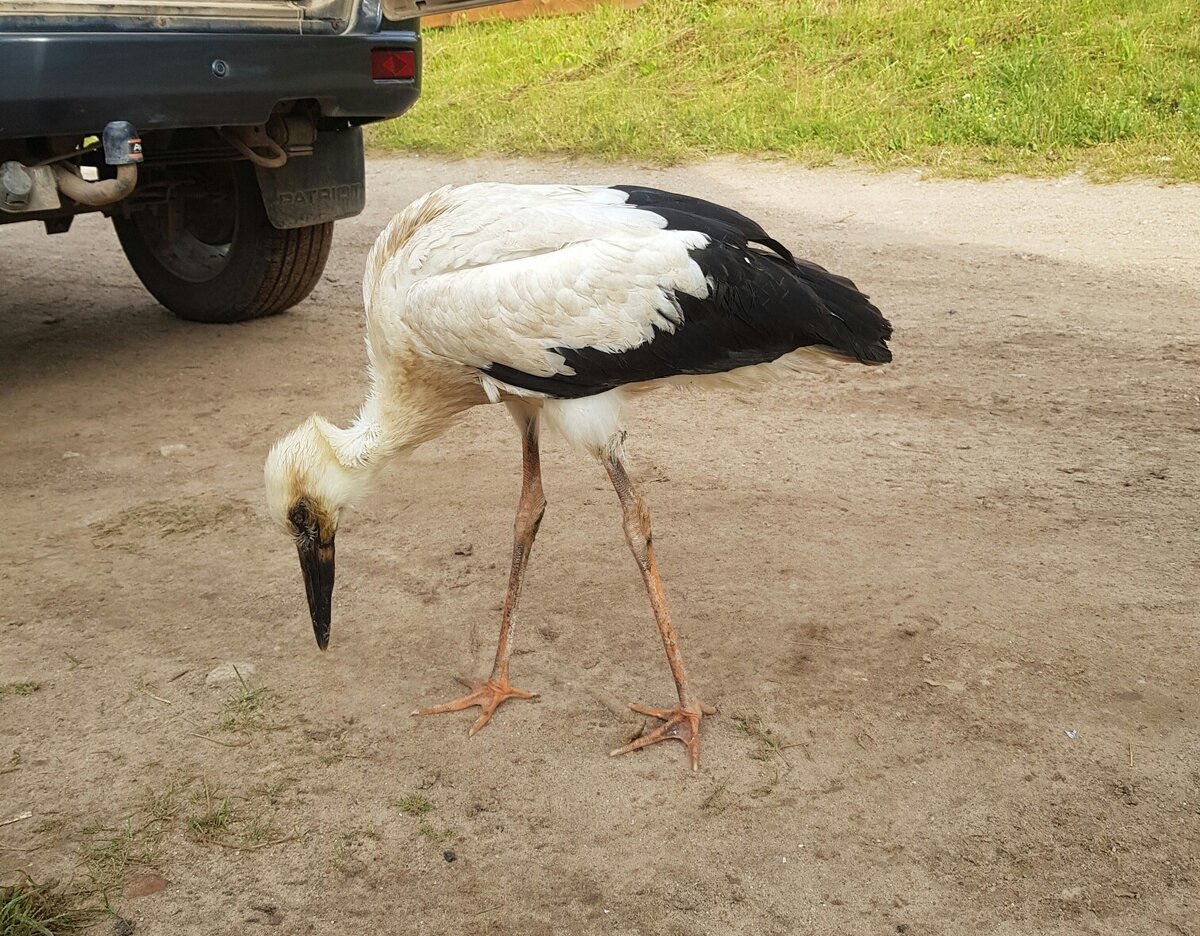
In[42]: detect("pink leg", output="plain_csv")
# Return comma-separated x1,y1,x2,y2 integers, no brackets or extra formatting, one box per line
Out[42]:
412,407,544,736
603,449,715,771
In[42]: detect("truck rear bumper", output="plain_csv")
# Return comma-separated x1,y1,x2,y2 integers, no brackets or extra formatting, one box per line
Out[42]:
0,29,420,139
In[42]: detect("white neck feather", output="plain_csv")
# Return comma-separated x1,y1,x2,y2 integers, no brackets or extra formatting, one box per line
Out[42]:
315,354,484,507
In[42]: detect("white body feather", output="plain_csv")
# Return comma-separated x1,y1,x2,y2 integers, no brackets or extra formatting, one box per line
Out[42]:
369,184,708,380
367,186,693,450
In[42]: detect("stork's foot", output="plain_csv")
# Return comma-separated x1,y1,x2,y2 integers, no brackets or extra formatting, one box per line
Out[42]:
611,701,718,771
411,676,538,736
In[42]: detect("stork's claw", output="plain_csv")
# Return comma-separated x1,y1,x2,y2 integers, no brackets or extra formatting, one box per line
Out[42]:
411,677,538,736
610,701,717,771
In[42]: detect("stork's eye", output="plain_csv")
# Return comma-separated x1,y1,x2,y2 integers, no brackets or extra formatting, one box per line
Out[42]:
288,500,313,537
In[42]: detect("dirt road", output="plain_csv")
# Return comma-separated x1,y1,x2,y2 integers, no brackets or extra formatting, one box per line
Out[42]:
2,157,1198,935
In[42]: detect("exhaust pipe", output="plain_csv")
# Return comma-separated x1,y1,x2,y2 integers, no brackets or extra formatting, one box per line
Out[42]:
53,162,137,207
52,120,143,208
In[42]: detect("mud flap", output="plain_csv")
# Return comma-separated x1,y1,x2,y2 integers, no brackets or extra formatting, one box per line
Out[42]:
255,126,366,230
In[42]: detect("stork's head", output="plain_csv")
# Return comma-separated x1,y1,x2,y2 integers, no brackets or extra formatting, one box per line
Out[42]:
264,415,355,650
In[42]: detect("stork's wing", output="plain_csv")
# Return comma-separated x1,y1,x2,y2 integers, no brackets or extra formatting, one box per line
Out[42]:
368,185,711,381
367,183,891,399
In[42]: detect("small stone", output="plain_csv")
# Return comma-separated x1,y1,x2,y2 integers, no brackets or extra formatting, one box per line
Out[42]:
443,849,457,863
453,543,473,556
205,662,257,689
159,443,187,457
125,872,169,897
62,451,82,459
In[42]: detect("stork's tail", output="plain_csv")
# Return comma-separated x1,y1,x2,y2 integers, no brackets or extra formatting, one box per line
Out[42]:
790,258,893,365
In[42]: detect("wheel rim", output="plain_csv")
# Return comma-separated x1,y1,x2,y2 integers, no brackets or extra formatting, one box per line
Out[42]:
133,163,238,283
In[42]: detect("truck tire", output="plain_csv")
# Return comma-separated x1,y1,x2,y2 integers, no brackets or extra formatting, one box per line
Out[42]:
113,161,332,323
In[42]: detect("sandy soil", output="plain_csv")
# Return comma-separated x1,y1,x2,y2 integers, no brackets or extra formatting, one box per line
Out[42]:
2,157,1198,936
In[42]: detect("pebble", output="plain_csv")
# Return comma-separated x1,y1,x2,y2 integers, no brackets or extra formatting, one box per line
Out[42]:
205,662,258,689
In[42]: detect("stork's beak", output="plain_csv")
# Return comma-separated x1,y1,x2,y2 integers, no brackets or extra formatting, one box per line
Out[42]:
297,536,335,650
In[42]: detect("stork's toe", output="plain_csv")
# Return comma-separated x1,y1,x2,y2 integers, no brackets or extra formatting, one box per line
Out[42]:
611,701,716,771
411,677,538,736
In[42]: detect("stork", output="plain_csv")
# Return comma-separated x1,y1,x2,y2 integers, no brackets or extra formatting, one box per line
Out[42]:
264,182,891,770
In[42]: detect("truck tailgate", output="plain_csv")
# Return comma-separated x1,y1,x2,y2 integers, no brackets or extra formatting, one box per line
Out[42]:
0,0,351,32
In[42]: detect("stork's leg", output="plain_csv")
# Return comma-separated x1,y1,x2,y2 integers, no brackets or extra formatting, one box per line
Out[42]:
602,448,715,771
412,405,544,736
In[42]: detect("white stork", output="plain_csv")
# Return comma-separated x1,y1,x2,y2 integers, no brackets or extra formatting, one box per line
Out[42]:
264,182,891,770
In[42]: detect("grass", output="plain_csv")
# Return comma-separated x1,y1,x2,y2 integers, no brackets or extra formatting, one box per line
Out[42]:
417,823,456,844
186,790,234,842
79,783,181,896
218,669,271,733
390,794,455,844
330,828,383,875
370,0,1200,180
2,789,176,930
0,776,298,934
0,877,98,936
79,827,148,896
0,683,40,698
185,778,303,850
731,712,806,767
391,795,434,817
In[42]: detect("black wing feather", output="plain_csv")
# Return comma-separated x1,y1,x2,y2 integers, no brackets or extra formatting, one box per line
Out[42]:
612,184,795,263
483,187,892,399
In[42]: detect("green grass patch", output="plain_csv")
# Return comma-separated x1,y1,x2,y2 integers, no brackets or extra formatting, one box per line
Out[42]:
218,669,271,733
79,783,182,898
185,778,304,850
0,683,41,698
390,795,434,817
391,794,454,843
0,876,99,936
371,0,1200,180
186,793,234,841
417,822,456,844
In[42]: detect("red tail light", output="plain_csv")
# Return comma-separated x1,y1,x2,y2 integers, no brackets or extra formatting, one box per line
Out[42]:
371,48,416,81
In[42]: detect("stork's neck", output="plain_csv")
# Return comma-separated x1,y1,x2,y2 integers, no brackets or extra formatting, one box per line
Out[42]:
322,365,480,493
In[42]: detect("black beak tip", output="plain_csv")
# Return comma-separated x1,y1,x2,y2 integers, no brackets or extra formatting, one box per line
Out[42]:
297,533,335,654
